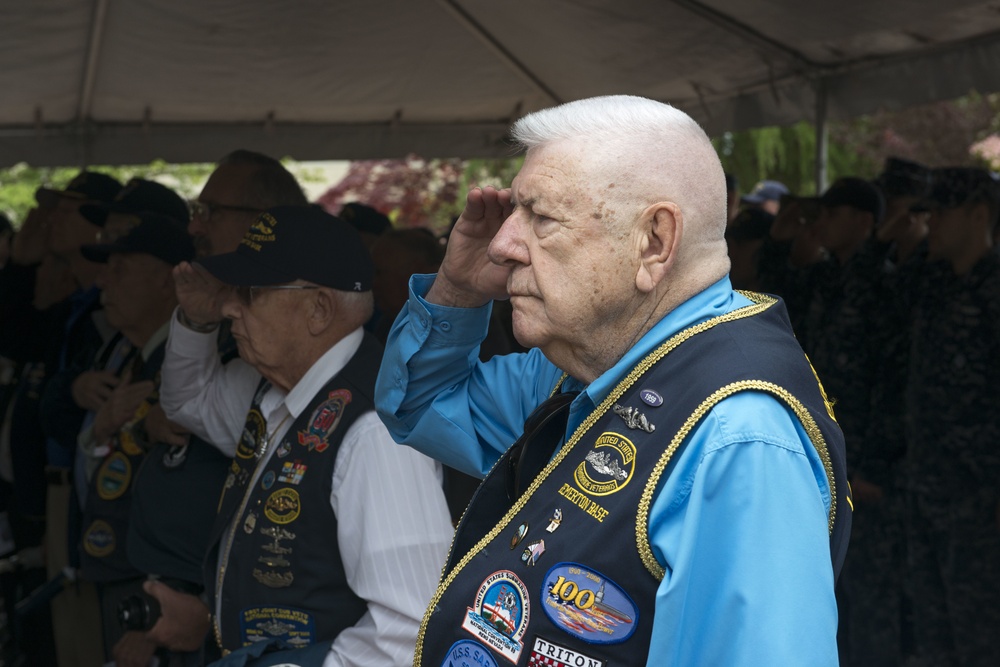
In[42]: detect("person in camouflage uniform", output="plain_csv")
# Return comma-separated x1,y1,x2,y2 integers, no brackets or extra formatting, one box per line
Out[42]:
844,158,932,666
903,167,1000,667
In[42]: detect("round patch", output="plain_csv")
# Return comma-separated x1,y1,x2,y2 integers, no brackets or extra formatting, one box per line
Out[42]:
573,432,635,497
541,562,637,644
264,488,301,525
261,470,276,490
461,570,530,663
639,389,663,407
96,452,132,500
237,410,266,459
440,640,499,667
83,520,116,557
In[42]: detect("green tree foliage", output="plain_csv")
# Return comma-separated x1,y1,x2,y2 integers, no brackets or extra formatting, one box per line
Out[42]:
0,160,216,227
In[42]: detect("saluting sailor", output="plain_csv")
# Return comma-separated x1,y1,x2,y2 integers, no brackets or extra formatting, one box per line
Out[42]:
151,206,454,666
375,95,851,667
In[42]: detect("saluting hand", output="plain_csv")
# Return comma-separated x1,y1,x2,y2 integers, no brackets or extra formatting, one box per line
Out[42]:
173,261,228,327
427,186,514,308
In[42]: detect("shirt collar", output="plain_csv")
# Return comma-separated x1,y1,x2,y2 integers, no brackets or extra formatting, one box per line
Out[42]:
283,327,364,419
565,275,748,410
141,322,170,361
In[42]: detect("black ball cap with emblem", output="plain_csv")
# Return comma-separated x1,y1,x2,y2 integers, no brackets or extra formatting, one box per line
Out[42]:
79,178,189,227
35,170,124,209
197,205,374,291
80,212,195,266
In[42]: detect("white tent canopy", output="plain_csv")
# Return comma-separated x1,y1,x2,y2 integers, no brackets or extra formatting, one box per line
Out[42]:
2,0,1000,167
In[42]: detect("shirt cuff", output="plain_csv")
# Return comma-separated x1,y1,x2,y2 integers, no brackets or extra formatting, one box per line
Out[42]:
169,307,221,357
409,274,492,346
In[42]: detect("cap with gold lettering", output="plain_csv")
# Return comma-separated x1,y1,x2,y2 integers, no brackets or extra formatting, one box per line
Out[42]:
197,205,374,291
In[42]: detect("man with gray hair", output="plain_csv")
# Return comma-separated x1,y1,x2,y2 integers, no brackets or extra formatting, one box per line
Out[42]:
376,95,850,666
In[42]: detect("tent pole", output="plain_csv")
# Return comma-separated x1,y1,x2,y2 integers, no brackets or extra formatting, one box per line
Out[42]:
814,78,829,194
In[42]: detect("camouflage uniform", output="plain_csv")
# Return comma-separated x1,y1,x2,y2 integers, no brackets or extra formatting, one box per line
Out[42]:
842,240,926,666
904,251,1000,666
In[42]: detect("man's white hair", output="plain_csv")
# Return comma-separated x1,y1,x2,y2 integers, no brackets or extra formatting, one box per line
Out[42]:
510,95,728,258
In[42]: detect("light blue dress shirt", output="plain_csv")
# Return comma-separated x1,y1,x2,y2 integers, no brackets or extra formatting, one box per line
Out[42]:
376,274,839,666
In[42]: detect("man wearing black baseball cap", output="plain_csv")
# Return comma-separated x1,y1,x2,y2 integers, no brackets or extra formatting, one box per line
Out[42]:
152,206,452,666
74,213,205,665
80,177,190,242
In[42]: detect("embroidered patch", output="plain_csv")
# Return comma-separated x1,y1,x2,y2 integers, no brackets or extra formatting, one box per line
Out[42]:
440,640,500,667
573,432,635,497
557,484,610,523
541,563,637,644
83,520,115,557
297,389,352,452
278,461,307,485
237,409,266,459
239,606,314,647
264,488,300,525
639,389,663,407
97,452,132,500
462,570,530,663
510,522,528,549
261,470,276,490
527,635,606,667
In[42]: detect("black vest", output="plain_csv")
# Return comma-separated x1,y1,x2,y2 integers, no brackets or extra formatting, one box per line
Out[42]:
205,335,384,652
79,343,164,583
418,294,850,667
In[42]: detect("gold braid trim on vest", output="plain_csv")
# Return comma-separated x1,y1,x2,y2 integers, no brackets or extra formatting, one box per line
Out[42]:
636,380,838,580
412,293,780,666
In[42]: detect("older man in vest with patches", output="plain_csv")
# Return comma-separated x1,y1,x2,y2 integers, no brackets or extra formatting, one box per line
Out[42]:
153,206,453,666
375,95,851,667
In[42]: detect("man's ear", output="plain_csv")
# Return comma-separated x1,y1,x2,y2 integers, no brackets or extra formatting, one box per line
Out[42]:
636,202,682,293
306,288,337,335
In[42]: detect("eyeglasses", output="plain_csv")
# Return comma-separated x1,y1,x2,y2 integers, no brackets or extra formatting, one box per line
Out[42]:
189,199,262,222
234,284,320,307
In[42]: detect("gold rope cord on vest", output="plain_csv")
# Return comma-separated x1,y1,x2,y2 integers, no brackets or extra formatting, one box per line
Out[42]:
635,380,838,580
411,294,777,666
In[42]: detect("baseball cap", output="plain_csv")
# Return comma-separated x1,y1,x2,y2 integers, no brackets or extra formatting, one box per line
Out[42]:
80,212,195,266
339,202,391,237
80,178,189,227
740,180,789,205
873,157,932,200
35,170,123,209
820,177,885,224
911,167,1000,213
726,208,774,242
198,206,374,291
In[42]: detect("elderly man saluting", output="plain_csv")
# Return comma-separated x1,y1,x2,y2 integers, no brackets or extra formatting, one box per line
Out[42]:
153,206,453,666
375,95,851,666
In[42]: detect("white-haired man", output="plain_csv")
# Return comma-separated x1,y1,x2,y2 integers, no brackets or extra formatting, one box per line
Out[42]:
375,95,850,666
151,206,453,666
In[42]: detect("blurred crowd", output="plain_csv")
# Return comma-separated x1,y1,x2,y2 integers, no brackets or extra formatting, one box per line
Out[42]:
0,151,520,667
726,160,1000,667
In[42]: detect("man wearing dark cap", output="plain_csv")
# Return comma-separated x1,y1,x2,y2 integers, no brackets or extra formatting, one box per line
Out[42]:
74,213,204,666
904,167,1000,667
339,201,391,250
31,170,124,667
740,179,789,215
153,206,452,666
